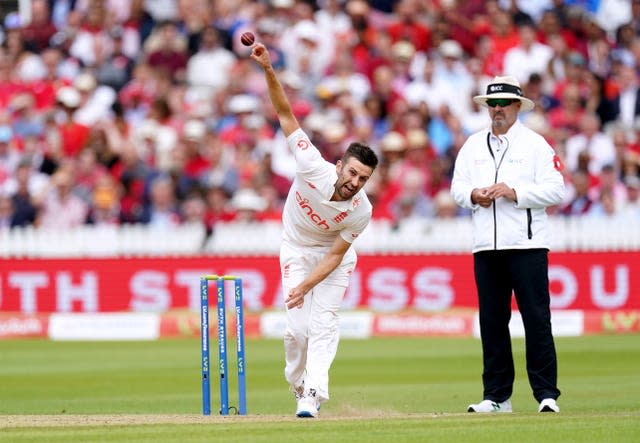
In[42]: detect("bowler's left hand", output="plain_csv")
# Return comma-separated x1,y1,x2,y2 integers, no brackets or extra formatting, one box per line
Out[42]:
285,287,306,309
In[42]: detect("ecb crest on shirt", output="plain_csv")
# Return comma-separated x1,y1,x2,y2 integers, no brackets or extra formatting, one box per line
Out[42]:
333,211,348,223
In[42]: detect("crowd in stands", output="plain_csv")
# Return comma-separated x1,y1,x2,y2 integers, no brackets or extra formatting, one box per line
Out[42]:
0,0,639,235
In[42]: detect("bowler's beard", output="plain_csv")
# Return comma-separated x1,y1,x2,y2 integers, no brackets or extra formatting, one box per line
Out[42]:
334,181,354,200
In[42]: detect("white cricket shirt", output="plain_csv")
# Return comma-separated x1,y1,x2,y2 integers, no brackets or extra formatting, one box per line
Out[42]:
281,129,373,248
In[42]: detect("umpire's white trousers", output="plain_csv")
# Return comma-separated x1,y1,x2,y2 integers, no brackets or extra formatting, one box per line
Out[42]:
280,241,356,403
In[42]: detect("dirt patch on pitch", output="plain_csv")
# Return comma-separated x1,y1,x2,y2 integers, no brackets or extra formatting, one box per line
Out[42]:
1,412,450,428
1,415,279,428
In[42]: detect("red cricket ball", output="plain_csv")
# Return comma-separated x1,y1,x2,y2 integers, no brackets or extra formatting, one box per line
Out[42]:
240,32,255,47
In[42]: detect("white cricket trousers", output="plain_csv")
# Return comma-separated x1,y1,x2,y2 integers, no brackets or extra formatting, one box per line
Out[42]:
280,241,356,403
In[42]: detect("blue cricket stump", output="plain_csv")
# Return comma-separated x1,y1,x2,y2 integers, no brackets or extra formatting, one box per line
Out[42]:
200,275,247,416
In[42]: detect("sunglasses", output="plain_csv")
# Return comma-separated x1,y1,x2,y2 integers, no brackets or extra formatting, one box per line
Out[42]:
486,98,518,108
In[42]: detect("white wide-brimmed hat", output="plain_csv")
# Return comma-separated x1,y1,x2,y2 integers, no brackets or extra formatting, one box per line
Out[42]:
473,76,535,112
56,86,81,108
231,189,267,212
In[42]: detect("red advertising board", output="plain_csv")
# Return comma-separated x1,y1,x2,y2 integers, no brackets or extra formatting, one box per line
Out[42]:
0,313,49,338
0,252,638,313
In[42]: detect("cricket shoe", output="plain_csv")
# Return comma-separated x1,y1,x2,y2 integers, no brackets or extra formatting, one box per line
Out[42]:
538,398,559,413
293,385,304,401
296,389,319,418
467,399,512,413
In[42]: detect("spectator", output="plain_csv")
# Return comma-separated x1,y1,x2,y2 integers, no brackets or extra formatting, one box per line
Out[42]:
115,143,151,224
547,83,585,143
610,125,640,178
0,125,21,188
550,51,588,103
561,169,594,216
144,20,189,82
403,57,443,114
619,175,640,217
4,13,47,83
218,94,274,151
395,128,436,187
586,189,617,218
89,119,124,171
254,17,287,71
630,0,640,35
74,146,109,204
33,47,72,111
4,158,46,227
180,190,208,226
200,134,239,197
0,193,15,228
564,112,616,176
433,188,459,218
185,25,236,101
583,15,612,78
346,6,391,82
68,2,113,68
131,97,178,171
594,0,633,37
386,0,431,52
172,119,209,197
432,40,474,118
140,175,181,228
95,26,137,92
314,0,352,44
583,70,618,127
481,6,519,76
280,19,334,87
53,86,91,161
72,71,117,126
609,64,640,131
0,51,21,110
385,41,416,100
536,9,578,50
589,163,627,209
35,166,89,229
9,93,44,139
86,173,121,226
229,187,268,223
203,185,234,230
503,21,553,86
439,0,486,56
319,51,371,105
22,0,58,52
524,73,558,114
389,168,433,223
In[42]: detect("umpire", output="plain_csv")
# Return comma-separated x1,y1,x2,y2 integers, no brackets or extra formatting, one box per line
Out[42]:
451,76,564,413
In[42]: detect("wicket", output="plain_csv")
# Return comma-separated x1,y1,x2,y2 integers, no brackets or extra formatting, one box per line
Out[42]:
200,275,247,416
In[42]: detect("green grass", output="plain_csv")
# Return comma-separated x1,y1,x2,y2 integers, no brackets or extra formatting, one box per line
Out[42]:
0,335,639,442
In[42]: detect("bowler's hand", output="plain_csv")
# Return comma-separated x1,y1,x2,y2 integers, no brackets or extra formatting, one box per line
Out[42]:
285,286,307,310
471,188,493,208
486,183,517,202
250,43,270,70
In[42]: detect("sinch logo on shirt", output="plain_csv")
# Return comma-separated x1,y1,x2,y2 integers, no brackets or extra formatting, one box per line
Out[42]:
297,139,310,150
295,191,329,230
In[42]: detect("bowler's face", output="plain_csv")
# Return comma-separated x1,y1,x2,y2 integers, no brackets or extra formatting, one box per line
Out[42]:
333,158,373,201
490,101,521,134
